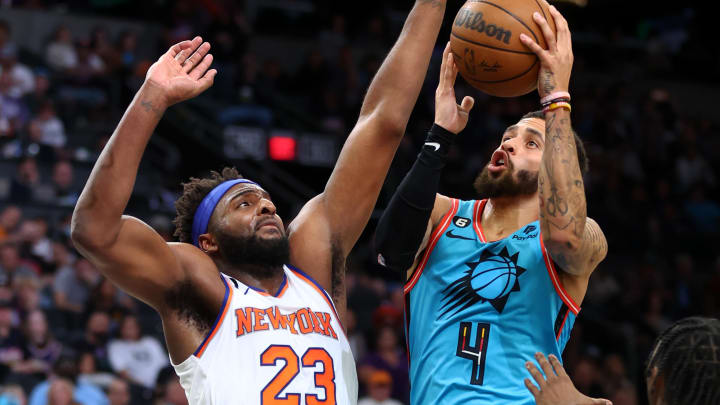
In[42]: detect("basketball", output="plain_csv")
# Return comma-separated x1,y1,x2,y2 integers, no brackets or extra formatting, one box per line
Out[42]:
450,0,556,97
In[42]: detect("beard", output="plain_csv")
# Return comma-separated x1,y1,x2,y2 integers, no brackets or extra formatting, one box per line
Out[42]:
214,229,290,279
473,164,539,199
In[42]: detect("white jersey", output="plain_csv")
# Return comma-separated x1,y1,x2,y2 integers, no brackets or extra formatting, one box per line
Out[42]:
172,265,358,405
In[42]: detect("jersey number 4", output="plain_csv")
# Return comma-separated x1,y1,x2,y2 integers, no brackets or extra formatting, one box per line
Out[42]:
260,345,336,404
456,322,491,385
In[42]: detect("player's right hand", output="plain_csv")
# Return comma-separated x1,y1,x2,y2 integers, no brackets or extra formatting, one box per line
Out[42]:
144,36,217,107
434,42,474,135
525,353,612,405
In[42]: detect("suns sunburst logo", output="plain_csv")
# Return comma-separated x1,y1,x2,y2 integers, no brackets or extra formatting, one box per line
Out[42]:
439,246,526,318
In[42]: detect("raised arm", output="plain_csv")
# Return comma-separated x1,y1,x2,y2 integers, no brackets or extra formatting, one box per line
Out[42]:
520,7,606,277
374,45,474,278
289,1,449,291
71,37,217,310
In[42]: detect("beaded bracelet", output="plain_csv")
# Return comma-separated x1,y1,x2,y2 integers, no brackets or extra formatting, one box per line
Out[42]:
542,101,571,113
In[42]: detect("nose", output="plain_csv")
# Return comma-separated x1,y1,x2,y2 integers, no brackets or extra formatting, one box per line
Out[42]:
501,139,515,154
257,197,276,216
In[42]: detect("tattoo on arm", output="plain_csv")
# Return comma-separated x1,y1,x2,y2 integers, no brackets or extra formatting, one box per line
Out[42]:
541,71,556,96
140,100,164,117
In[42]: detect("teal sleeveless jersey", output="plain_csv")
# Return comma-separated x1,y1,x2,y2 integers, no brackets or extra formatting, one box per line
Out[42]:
404,199,581,404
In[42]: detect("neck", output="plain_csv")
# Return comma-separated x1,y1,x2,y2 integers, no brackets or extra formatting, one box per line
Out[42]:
481,194,539,240
222,263,286,296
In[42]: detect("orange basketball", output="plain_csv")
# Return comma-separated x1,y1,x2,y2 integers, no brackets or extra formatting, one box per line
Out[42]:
450,0,556,97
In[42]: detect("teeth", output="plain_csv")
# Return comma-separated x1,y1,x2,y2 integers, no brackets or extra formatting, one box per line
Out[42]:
497,159,504,165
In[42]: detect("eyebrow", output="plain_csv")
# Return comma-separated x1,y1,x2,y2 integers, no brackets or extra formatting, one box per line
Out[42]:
503,125,543,140
228,188,270,203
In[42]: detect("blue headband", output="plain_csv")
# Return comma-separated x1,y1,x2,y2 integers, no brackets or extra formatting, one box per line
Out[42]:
191,179,260,247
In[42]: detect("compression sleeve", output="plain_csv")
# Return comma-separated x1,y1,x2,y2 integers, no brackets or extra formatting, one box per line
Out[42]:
374,124,454,272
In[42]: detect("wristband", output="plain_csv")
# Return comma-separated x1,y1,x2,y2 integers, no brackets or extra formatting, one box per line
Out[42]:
425,124,455,155
543,101,571,114
540,91,571,105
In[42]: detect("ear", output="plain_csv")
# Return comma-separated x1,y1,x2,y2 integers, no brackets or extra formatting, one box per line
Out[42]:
198,233,218,254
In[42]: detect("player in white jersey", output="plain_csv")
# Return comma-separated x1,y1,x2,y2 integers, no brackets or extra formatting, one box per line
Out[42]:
70,1,451,404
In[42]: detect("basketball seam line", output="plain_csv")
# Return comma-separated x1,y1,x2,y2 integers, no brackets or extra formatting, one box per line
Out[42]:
476,0,541,44
451,33,539,85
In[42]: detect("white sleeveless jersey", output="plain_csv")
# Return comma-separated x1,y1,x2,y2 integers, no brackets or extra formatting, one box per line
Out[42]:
171,265,358,405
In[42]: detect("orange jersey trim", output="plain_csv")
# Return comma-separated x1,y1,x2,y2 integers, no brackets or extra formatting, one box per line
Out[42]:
194,275,234,357
540,237,581,315
404,198,460,294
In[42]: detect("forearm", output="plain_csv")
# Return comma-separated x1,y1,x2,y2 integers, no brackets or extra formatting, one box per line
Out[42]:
359,0,446,127
539,109,586,248
71,83,167,247
375,125,452,271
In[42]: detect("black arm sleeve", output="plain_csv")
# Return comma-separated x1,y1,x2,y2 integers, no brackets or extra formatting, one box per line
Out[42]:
374,124,454,272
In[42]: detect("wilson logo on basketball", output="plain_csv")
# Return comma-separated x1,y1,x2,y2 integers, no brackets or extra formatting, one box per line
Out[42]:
235,306,338,340
453,9,512,44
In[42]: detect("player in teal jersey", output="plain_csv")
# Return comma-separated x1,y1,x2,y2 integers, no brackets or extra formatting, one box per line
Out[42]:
374,5,608,404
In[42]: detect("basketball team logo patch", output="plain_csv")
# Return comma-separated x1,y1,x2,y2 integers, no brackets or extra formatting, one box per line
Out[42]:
439,246,526,317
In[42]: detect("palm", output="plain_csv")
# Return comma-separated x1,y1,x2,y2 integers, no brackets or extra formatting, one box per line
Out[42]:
145,37,216,106
434,43,474,135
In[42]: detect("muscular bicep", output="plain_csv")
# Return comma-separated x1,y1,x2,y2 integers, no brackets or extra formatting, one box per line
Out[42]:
546,217,607,277
319,117,405,256
75,215,185,310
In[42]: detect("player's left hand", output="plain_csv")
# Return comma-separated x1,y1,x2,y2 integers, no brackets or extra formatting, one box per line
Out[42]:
519,4,573,99
524,353,612,405
434,42,474,135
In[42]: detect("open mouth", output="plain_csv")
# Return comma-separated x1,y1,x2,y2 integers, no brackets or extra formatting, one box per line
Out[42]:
488,150,509,173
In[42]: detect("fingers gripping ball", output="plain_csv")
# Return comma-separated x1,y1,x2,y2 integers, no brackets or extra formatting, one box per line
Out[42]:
450,0,556,97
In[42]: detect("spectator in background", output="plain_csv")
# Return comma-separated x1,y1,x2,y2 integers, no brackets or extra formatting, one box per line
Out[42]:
45,26,77,72
28,352,107,405
0,303,24,379
15,310,62,378
52,258,99,315
71,311,112,373
359,326,409,404
16,217,52,271
0,383,26,405
68,38,105,83
0,20,12,53
27,100,66,151
675,144,715,193
89,27,121,74
8,157,50,204
12,275,44,321
0,206,22,243
49,161,78,207
86,279,134,321
106,378,130,405
0,44,35,99
358,370,403,405
116,31,138,72
0,243,36,288
108,314,167,389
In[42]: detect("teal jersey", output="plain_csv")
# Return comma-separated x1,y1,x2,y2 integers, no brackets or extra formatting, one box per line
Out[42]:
404,199,581,404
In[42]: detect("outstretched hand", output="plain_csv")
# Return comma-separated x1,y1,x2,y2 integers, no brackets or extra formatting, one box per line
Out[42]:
519,3,573,98
144,36,217,107
525,353,612,405
434,42,474,135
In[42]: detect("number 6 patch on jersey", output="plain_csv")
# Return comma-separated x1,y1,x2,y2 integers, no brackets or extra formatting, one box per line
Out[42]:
456,322,491,385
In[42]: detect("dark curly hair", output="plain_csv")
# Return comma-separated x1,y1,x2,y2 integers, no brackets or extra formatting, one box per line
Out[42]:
645,316,720,405
521,110,589,175
173,167,244,243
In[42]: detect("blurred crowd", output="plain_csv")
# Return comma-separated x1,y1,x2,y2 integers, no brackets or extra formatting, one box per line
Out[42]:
1,1,719,405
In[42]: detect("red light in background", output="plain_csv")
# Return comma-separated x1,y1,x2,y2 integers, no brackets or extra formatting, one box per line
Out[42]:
268,136,296,161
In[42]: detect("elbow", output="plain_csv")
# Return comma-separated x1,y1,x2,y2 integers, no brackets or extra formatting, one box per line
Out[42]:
358,109,407,140
543,232,582,254
70,213,108,253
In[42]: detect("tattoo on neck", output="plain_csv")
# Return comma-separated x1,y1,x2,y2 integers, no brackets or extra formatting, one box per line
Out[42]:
140,100,164,117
